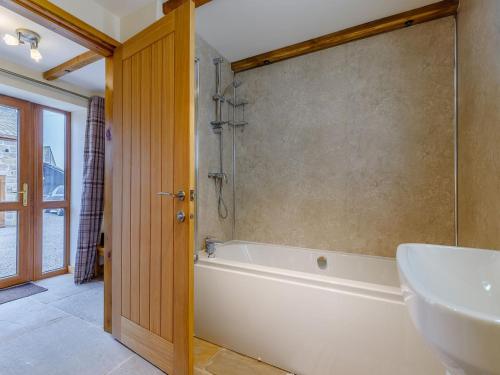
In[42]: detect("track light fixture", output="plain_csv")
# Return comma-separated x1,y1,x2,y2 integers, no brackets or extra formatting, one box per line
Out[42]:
3,28,43,62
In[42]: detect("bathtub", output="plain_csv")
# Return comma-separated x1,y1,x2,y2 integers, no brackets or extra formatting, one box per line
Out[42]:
195,241,444,375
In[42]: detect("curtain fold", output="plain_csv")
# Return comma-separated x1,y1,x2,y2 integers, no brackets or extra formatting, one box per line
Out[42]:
74,96,105,284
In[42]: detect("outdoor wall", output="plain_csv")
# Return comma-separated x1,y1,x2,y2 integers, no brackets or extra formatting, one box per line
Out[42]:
196,35,234,249
234,17,456,258
457,0,500,251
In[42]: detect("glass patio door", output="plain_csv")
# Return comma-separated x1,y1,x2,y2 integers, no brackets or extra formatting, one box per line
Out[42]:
0,95,33,289
0,95,70,288
33,107,70,280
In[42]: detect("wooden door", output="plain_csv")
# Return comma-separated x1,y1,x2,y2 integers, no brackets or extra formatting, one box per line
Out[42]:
111,1,195,374
0,95,33,289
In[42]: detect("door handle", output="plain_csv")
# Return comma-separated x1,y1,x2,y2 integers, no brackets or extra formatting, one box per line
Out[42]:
157,191,185,201
12,183,28,207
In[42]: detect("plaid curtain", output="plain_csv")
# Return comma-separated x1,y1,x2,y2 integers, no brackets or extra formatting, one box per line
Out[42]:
74,96,105,284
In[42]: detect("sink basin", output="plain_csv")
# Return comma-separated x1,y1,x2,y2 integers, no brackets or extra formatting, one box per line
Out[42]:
397,244,500,375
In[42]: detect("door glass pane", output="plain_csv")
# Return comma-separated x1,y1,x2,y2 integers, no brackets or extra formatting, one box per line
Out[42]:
42,208,65,273
0,211,18,279
42,110,66,202
0,105,19,203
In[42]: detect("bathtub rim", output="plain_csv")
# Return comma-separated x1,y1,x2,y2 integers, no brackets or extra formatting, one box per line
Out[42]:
197,240,403,304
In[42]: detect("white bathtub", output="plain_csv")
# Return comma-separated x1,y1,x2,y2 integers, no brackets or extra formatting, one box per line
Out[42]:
195,241,444,375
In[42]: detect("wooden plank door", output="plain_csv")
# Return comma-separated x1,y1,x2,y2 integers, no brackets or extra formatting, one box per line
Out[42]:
111,1,195,374
0,95,33,289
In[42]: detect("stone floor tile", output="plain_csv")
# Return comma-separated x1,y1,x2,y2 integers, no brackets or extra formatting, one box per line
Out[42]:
0,296,68,341
194,337,222,368
107,355,165,375
206,349,287,375
0,315,133,375
50,287,104,327
32,274,102,304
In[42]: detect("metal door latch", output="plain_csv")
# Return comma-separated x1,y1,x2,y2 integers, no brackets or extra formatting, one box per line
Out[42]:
176,210,186,223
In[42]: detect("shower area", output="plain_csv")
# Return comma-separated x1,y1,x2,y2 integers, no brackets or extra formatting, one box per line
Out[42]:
195,37,247,252
194,13,456,373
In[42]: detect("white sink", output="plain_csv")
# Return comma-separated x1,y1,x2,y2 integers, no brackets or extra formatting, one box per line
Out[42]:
397,244,500,375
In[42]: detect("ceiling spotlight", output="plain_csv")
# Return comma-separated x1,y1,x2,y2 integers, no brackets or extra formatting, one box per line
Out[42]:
3,28,42,62
3,33,19,46
30,48,42,62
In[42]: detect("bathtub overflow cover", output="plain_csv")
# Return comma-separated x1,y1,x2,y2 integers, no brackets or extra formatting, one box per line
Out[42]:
317,256,327,270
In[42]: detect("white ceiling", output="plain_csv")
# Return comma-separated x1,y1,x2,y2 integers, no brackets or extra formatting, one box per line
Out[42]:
196,0,438,62
60,59,106,94
1,0,442,96
93,0,155,17
0,5,104,93
0,6,87,71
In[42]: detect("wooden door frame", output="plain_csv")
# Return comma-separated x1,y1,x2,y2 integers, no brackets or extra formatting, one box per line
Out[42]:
33,104,71,281
0,0,120,331
0,94,34,289
1,0,196,351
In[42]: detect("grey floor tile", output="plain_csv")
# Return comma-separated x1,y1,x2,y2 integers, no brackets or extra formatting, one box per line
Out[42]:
206,350,287,375
107,355,165,375
0,296,69,341
50,287,104,327
0,315,133,375
32,274,102,304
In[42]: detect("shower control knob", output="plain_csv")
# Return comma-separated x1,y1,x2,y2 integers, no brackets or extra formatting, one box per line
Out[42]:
176,210,186,223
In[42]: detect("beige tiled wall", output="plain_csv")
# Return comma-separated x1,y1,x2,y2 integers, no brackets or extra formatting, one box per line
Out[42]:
196,36,234,249
457,0,500,251
234,18,456,258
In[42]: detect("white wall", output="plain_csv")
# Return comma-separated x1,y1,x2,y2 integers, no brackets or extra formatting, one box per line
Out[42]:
120,0,163,41
49,0,121,41
0,58,91,109
70,109,87,266
49,0,163,43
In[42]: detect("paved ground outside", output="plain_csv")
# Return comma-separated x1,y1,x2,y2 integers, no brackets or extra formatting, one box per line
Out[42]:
0,212,65,279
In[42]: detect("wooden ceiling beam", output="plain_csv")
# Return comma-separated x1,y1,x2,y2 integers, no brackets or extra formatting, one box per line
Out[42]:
43,50,102,81
0,0,120,56
163,0,211,14
231,0,459,73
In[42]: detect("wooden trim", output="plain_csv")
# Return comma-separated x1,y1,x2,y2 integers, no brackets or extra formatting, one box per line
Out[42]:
0,0,120,56
111,44,123,339
39,200,69,209
43,51,102,81
163,0,211,14
231,0,459,72
173,1,195,374
0,95,34,290
103,56,113,333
